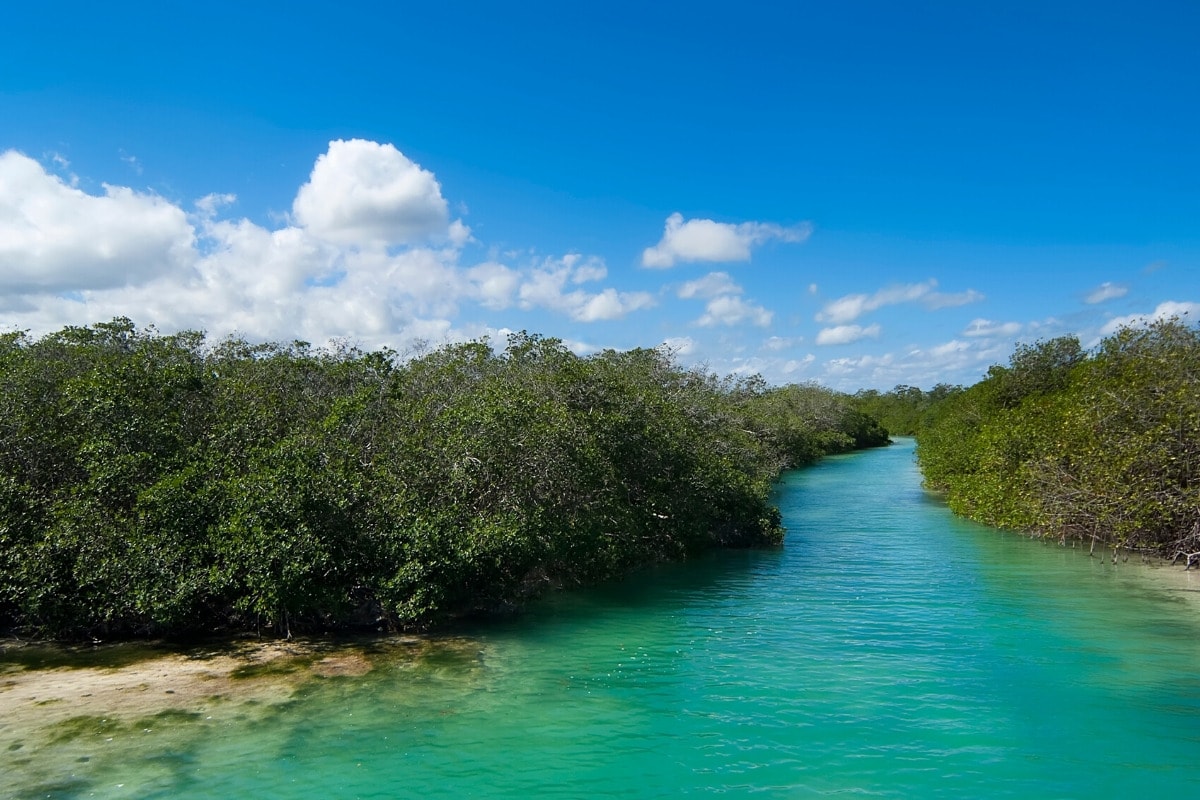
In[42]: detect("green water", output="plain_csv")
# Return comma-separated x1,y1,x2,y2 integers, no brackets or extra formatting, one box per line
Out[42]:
7,438,1200,798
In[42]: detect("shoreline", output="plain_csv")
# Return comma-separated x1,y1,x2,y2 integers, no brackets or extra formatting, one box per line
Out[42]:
0,632,474,791
3,541,1197,793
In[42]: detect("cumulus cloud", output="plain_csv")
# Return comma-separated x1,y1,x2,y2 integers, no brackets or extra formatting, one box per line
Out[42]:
518,256,655,322
817,279,983,324
696,295,773,327
962,318,1022,338
465,262,520,310
1100,300,1200,335
672,270,776,329
0,150,195,293
641,212,811,268
0,142,656,350
292,139,455,247
1084,281,1129,304
816,323,882,345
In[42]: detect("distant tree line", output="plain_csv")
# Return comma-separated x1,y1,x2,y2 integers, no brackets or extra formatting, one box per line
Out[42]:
0,319,887,639
916,318,1200,560
851,383,963,437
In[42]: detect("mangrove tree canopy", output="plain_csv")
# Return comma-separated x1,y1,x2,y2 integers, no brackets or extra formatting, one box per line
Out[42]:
0,319,886,638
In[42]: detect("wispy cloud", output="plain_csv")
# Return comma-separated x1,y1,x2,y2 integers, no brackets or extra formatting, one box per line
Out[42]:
811,335,1014,391
816,323,882,345
1100,300,1200,335
119,149,143,175
925,288,984,309
962,318,1022,338
677,271,742,299
642,212,811,268
1084,281,1128,304
762,335,801,351
816,279,983,324
661,336,696,356
824,353,895,377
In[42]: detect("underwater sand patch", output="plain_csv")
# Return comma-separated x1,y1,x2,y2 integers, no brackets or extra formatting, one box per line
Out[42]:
0,636,436,746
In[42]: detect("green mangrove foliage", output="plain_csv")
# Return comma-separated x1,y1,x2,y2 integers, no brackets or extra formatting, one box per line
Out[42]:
917,319,1200,557
852,384,963,437
0,319,883,638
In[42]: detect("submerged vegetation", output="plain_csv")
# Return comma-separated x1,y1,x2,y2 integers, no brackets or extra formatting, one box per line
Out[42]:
0,319,886,639
917,318,1200,559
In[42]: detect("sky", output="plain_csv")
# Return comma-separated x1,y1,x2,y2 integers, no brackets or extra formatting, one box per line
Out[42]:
2,1,1198,390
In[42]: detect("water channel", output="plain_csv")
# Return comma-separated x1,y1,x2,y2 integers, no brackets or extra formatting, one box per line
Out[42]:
4,438,1199,798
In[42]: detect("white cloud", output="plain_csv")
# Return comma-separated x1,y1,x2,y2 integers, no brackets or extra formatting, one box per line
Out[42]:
816,323,882,345
962,318,1022,338
575,289,650,322
818,281,934,324
466,262,520,310
196,192,237,219
925,288,984,309
930,339,971,358
119,150,143,175
0,150,195,293
696,295,773,328
292,139,453,247
677,271,742,299
569,259,608,284
661,336,696,356
518,257,655,322
783,354,816,373
641,212,811,268
810,335,1013,391
823,353,895,377
817,279,983,323
762,335,800,351
0,142,658,352
1100,300,1200,335
1084,281,1129,304
448,219,473,248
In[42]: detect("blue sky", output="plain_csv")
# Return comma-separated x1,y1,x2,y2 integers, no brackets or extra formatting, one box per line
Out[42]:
2,1,1197,389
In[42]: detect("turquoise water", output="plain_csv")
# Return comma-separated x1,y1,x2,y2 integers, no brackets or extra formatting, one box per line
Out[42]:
7,438,1200,798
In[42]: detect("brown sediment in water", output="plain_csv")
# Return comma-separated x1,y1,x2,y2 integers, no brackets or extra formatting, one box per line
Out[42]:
0,634,489,798
0,635,454,752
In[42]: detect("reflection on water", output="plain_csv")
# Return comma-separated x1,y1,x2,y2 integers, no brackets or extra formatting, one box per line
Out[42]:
5,439,1200,799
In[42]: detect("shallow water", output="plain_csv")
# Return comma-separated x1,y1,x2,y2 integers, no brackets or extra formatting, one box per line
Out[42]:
5,438,1200,798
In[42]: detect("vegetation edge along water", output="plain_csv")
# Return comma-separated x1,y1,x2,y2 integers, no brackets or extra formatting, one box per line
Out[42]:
889,317,1199,564
0,319,888,641
6,316,1195,643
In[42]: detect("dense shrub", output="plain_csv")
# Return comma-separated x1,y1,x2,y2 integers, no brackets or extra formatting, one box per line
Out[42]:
0,320,882,638
917,319,1200,556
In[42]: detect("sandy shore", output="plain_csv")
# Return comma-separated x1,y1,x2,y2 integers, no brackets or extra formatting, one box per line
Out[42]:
1116,551,1200,609
0,635,430,756
0,633,497,798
